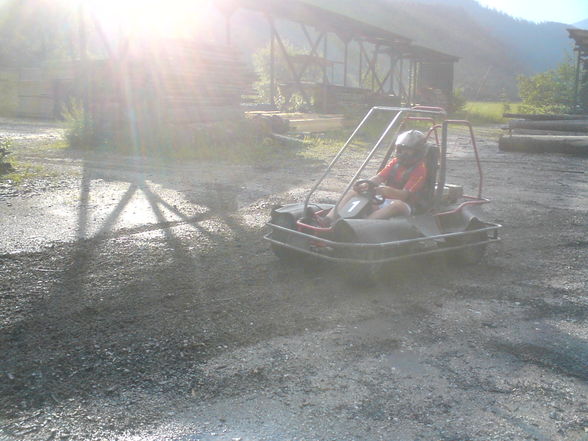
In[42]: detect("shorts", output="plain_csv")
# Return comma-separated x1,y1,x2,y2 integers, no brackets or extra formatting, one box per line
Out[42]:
376,199,412,216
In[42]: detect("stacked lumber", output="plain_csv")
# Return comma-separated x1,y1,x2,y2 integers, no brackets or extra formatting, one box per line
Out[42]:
500,112,588,155
506,119,588,133
11,64,77,119
91,40,256,130
311,84,374,114
499,135,588,155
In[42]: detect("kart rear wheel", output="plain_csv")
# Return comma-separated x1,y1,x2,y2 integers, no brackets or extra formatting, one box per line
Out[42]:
345,262,383,286
445,231,488,265
270,214,301,261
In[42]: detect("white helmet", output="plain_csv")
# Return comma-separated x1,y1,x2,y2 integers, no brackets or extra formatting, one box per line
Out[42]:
395,130,427,164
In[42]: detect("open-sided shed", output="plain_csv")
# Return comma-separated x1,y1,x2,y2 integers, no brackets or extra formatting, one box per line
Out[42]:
68,0,459,133
218,0,459,112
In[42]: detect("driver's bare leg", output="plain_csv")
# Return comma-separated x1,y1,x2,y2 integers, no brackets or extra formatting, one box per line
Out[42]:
324,190,359,223
367,200,411,219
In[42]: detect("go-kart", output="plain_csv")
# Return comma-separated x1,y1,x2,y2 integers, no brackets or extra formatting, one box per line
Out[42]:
265,106,502,273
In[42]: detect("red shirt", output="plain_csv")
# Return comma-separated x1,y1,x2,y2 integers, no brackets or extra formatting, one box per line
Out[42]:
377,157,427,193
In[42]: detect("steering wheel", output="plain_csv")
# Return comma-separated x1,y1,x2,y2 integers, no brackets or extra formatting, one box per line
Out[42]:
354,179,376,194
354,179,385,204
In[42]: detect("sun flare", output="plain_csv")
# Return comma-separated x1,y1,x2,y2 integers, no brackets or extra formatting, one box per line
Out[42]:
86,0,217,39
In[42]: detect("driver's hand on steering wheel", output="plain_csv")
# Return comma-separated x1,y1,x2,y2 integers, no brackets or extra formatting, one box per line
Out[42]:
354,180,372,193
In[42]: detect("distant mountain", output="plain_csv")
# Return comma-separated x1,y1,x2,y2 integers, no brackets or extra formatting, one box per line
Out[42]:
417,0,574,72
573,18,588,29
300,0,576,99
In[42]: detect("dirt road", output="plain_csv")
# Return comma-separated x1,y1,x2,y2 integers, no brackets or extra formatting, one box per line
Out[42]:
1,120,587,441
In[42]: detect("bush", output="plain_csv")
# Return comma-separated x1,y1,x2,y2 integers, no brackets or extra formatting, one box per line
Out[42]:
517,57,576,114
252,41,321,111
451,88,467,113
0,137,15,175
62,99,109,149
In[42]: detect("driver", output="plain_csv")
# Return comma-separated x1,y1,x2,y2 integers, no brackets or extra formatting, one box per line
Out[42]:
321,129,429,224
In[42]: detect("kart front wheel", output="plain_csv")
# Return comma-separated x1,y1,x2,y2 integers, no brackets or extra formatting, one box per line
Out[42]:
270,214,301,261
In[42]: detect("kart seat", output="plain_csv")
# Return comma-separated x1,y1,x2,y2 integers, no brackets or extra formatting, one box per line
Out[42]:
412,144,440,214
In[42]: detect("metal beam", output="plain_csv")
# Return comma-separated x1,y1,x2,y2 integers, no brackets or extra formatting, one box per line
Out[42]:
268,16,311,105
358,41,384,92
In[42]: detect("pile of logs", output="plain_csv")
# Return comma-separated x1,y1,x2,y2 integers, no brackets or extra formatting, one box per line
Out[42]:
90,40,256,136
499,113,588,155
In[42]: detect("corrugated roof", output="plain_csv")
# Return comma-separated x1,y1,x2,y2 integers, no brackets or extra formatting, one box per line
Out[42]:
568,28,588,53
222,0,458,63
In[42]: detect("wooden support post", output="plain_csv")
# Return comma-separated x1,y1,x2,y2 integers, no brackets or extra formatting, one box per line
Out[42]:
322,32,329,112
358,41,363,88
343,41,349,87
408,60,415,106
323,33,328,85
388,55,395,94
574,48,581,109
269,20,276,107
397,58,407,103
77,2,90,128
372,44,378,92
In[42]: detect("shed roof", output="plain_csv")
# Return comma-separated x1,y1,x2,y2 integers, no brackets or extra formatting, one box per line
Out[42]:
568,28,588,54
221,0,458,63
380,42,460,63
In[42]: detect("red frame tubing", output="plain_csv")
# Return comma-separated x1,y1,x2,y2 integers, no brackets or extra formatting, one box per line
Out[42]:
443,120,484,200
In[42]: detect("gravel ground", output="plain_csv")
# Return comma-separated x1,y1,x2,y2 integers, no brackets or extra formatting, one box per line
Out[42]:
0,119,587,441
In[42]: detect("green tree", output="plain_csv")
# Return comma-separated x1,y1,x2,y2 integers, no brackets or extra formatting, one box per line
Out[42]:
517,57,577,114
252,41,323,111
0,0,74,67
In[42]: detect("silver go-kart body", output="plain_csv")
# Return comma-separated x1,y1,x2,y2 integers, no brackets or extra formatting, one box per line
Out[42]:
265,106,502,266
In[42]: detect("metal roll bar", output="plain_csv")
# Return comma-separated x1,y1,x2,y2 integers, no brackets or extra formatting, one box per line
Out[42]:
302,106,446,216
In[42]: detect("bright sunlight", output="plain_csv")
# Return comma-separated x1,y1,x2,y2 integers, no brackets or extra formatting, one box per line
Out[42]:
85,0,217,39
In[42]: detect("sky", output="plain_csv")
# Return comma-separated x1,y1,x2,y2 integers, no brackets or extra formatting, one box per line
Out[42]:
476,0,588,24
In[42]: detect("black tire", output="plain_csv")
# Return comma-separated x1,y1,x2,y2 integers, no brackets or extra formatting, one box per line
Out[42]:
345,262,383,286
270,214,301,261
445,230,488,265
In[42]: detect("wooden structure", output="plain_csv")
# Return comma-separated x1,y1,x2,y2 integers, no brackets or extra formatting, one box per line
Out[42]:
73,4,257,140
218,0,459,113
87,40,255,133
0,64,76,119
568,28,588,112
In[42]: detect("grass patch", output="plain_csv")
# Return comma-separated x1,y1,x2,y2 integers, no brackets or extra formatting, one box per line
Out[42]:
45,140,69,151
297,135,344,161
61,110,294,165
0,137,15,175
456,101,522,124
0,161,48,184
